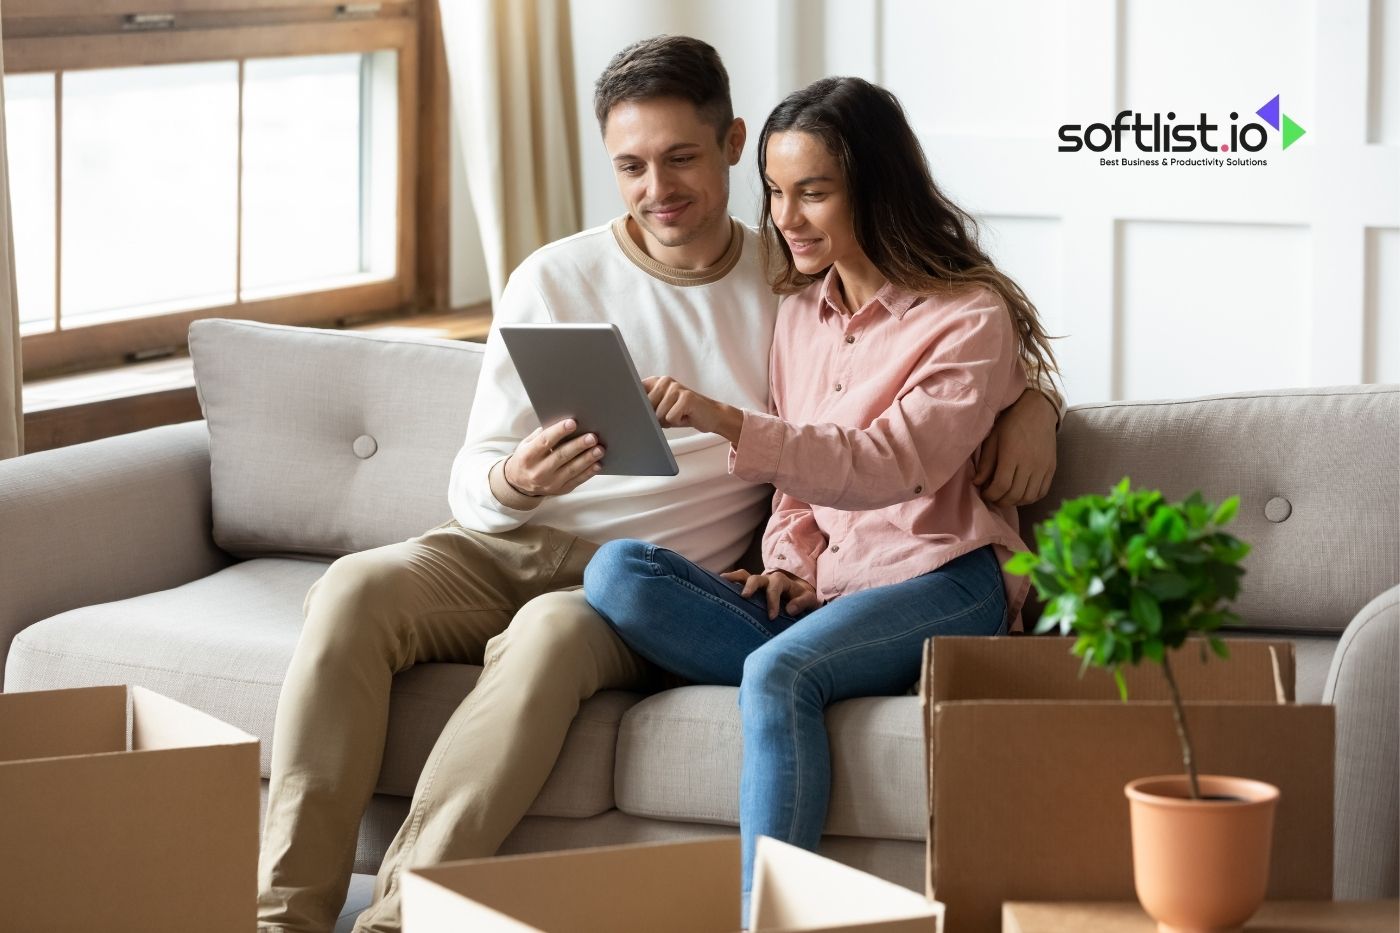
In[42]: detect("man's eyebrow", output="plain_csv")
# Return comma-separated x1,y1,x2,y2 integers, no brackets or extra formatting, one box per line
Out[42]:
612,142,702,163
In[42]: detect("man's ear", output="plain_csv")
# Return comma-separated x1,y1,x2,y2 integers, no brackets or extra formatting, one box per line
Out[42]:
724,117,747,166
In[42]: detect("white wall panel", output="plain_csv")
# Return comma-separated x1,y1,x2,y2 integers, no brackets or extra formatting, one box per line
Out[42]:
1365,227,1400,382
1371,0,1399,144
1119,221,1311,399
979,216,1064,337
1122,0,1315,119
882,0,1067,138
977,216,1077,396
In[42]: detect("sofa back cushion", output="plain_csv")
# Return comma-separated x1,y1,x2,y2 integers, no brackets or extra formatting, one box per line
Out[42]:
1020,385,1399,635
189,319,485,559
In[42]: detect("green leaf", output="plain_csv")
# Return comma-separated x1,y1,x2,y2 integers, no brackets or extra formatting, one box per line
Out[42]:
1004,551,1038,576
1143,572,1192,601
1209,637,1230,660
1130,588,1163,634
1142,639,1165,663
1113,667,1128,701
1211,496,1240,526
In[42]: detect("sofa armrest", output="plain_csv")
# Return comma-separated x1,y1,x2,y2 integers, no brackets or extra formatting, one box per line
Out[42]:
1322,584,1399,899
0,421,233,687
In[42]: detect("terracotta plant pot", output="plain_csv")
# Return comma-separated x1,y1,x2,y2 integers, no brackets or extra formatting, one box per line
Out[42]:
1124,775,1280,933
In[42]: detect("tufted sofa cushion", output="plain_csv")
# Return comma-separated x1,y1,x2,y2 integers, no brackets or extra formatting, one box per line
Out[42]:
1021,385,1399,635
189,319,485,559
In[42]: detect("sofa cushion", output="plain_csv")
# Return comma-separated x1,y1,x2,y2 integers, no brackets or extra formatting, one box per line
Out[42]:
188,319,485,560
1022,385,1399,635
613,686,925,842
5,558,631,819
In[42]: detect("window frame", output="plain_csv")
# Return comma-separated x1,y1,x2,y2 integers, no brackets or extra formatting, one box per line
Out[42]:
3,2,420,377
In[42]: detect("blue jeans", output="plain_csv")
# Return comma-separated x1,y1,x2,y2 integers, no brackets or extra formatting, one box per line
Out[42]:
582,540,1007,911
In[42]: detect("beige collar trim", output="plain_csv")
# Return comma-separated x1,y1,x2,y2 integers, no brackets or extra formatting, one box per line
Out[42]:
611,215,744,287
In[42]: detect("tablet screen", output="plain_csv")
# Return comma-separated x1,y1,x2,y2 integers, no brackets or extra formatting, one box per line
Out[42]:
500,323,679,476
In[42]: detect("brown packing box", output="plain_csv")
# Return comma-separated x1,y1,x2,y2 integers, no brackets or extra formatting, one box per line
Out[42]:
0,685,260,933
919,637,1333,933
403,836,945,932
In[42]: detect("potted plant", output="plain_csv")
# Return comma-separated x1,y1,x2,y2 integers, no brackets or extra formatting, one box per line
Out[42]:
1005,478,1278,933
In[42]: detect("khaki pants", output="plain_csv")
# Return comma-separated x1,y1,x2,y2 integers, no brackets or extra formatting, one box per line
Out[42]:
256,521,653,933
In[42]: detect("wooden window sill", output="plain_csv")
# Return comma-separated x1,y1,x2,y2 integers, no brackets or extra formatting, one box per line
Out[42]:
21,308,491,454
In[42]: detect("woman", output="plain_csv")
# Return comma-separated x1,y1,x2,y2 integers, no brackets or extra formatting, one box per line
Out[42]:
583,76,1058,912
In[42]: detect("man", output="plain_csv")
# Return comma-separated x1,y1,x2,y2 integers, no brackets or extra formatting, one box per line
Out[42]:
257,35,1061,933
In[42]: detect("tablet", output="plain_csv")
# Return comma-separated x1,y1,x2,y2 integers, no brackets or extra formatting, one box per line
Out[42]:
499,323,679,476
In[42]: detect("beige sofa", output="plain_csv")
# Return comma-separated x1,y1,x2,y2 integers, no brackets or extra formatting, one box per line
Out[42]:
2,319,1396,903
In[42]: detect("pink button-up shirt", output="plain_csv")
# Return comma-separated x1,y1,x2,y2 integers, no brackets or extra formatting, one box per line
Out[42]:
730,270,1031,627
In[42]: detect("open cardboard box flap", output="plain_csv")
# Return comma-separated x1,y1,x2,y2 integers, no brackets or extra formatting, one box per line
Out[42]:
918,638,1331,933
0,685,260,933
403,836,944,933
920,636,1295,706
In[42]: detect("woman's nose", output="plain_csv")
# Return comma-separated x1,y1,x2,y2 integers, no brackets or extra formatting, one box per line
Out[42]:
774,198,801,231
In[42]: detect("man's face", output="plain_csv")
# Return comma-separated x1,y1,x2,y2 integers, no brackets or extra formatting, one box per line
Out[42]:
602,97,743,257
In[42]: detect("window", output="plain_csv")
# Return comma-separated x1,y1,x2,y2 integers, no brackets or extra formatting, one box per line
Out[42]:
2,2,421,376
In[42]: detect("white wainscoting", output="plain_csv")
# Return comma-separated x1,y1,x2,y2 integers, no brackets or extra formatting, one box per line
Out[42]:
834,0,1398,402
549,0,1397,404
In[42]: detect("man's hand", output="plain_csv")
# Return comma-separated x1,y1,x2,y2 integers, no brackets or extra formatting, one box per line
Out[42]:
974,388,1059,506
719,568,820,620
503,418,604,498
643,376,743,444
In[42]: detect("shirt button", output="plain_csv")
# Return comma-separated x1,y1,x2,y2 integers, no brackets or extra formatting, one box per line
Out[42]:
830,544,840,553
775,554,786,560
834,383,843,392
914,485,923,494
845,335,855,344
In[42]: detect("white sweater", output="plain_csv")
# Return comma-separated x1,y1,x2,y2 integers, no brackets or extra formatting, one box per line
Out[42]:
449,217,779,571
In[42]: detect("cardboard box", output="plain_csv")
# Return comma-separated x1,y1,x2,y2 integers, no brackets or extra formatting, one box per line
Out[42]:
920,637,1333,933
0,685,260,933
403,836,945,932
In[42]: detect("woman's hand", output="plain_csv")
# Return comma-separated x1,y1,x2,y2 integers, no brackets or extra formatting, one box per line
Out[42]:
720,568,821,620
643,376,744,444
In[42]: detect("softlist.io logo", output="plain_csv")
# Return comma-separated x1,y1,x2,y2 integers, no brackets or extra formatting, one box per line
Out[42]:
1058,94,1307,168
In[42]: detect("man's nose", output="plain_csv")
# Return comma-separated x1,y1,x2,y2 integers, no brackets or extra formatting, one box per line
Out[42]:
648,163,678,201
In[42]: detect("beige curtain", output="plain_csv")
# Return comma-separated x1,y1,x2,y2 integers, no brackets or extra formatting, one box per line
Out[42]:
0,3,22,460
440,0,582,305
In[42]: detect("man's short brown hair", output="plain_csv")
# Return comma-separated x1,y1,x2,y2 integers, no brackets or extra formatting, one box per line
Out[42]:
593,35,734,140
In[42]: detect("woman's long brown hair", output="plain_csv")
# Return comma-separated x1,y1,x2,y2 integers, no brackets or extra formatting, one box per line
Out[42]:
759,76,1059,391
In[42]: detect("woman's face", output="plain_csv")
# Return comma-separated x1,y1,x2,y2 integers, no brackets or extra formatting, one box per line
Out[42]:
764,130,861,276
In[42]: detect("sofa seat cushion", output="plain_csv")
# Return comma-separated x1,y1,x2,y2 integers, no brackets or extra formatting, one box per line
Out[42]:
5,558,634,819
613,686,925,842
